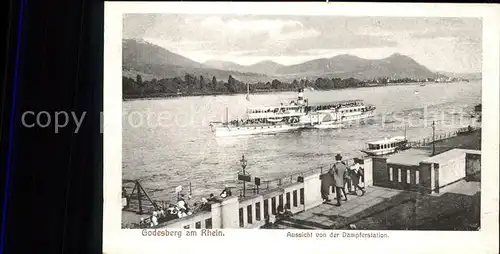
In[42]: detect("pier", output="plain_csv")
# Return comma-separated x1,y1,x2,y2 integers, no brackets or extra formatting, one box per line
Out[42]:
122,128,481,230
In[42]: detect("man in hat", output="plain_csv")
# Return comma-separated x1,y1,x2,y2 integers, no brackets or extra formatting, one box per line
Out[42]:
333,153,348,206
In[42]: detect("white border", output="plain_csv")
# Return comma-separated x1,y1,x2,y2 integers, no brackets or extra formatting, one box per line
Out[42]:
103,2,499,254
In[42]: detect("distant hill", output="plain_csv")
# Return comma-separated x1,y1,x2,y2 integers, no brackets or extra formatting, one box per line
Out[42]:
123,38,447,83
276,53,439,80
123,39,271,83
203,60,245,71
123,38,205,69
204,60,285,76
241,60,285,75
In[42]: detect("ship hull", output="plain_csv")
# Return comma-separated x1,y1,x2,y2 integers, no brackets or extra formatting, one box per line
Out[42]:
212,124,302,137
338,110,375,123
306,109,375,129
361,148,398,156
312,122,344,129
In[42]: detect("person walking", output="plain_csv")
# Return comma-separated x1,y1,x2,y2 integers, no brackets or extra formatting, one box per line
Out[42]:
344,165,353,194
333,154,348,206
350,162,366,196
320,166,334,202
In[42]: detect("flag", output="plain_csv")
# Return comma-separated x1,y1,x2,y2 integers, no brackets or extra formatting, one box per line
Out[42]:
175,185,182,193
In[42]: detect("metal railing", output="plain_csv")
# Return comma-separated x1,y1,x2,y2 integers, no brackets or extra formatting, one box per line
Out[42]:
407,126,480,148
236,160,359,197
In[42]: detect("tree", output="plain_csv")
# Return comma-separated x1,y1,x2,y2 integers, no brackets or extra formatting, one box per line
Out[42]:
265,82,271,89
200,75,206,90
123,77,137,96
228,75,235,86
304,79,311,88
212,76,217,90
184,74,197,94
300,79,305,87
226,75,237,93
185,74,192,86
136,74,142,85
271,79,281,89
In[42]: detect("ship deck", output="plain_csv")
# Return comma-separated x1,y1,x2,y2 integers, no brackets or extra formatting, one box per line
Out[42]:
218,123,306,128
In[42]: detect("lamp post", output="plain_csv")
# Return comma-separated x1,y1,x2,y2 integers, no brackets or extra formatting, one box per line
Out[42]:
432,121,436,156
240,155,247,197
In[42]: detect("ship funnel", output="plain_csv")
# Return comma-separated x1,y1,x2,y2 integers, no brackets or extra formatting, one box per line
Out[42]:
297,88,304,105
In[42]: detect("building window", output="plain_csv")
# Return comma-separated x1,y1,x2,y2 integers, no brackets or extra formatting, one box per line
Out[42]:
184,225,190,229
300,188,305,205
271,197,277,215
247,205,253,224
264,199,269,218
407,169,411,184
398,168,402,182
256,202,261,221
416,171,420,184
389,167,393,181
239,208,244,227
293,190,298,207
205,218,212,229
278,195,283,208
195,221,201,229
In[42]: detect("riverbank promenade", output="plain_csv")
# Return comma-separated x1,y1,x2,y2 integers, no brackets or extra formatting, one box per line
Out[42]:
273,181,480,230
270,128,481,230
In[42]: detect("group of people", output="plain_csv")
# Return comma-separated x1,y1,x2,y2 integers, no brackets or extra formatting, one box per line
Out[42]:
139,194,194,228
138,185,234,228
321,154,366,207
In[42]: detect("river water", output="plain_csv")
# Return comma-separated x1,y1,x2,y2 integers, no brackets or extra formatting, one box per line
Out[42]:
122,81,481,202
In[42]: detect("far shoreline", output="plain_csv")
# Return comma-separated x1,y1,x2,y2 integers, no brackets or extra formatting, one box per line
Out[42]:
122,79,480,102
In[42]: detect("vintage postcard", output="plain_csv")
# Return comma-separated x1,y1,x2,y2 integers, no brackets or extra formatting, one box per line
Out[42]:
103,2,499,254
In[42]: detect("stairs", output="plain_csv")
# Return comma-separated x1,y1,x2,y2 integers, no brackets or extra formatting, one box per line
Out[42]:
273,218,324,229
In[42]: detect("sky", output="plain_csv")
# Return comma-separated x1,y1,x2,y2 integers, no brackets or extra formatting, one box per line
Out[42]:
123,14,482,73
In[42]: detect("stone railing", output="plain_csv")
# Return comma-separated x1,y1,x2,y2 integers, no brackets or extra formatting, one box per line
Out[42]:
371,149,481,194
154,170,324,229
237,181,305,229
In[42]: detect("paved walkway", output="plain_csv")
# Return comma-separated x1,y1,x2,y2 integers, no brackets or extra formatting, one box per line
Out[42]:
277,182,480,230
285,186,408,229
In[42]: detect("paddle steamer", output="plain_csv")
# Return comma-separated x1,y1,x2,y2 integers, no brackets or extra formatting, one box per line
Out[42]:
209,89,376,137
